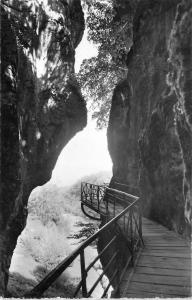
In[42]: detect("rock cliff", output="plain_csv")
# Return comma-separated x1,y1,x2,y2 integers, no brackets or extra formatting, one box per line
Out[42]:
1,0,191,296
1,0,86,295
108,0,191,238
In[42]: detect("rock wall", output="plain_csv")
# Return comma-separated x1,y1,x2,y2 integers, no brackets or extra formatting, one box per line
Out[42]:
108,0,191,238
1,0,86,295
168,0,192,233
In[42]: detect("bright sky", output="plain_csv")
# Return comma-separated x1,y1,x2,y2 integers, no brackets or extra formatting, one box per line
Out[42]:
75,29,98,73
51,120,112,186
50,26,112,187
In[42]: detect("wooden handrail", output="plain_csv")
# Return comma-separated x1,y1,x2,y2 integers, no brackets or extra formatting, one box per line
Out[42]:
107,187,139,201
113,181,140,196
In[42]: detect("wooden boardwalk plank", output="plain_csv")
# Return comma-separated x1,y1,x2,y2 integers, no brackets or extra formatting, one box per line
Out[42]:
142,252,190,258
134,266,191,277
147,245,189,249
131,273,191,286
121,217,191,298
126,289,189,298
125,292,174,298
144,241,188,246
138,256,191,270
126,282,191,296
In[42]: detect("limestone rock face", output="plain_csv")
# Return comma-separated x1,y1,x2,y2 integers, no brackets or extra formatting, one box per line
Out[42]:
168,0,192,231
1,0,86,294
108,0,191,237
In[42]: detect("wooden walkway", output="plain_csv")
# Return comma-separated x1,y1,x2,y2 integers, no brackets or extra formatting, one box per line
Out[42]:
121,218,191,298
81,183,191,298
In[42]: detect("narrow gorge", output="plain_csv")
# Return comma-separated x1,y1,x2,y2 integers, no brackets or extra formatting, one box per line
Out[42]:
1,0,191,296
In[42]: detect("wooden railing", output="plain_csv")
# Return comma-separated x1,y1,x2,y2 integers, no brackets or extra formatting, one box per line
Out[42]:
113,181,140,196
24,184,143,298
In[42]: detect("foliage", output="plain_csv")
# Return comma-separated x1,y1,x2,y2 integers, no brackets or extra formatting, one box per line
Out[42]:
77,54,127,128
21,219,72,270
68,222,98,242
78,0,132,128
85,1,114,45
85,0,132,64
28,186,63,225
8,272,37,297
28,183,83,225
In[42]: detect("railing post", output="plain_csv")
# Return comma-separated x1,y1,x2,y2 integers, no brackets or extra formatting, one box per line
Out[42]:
83,183,88,201
130,208,134,266
89,184,92,204
113,199,116,217
115,236,120,298
97,186,100,210
106,195,109,220
80,250,87,297
139,201,142,245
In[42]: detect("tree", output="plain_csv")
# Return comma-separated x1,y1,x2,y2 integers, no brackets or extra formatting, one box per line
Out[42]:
86,0,132,65
77,53,127,128
78,0,132,128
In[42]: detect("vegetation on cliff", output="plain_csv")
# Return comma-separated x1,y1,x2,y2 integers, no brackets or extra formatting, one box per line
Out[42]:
78,0,132,128
8,171,110,297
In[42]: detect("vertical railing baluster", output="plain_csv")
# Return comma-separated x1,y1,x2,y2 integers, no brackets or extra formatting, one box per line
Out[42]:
139,201,142,245
93,185,95,204
130,207,134,266
115,234,120,298
80,250,87,297
97,186,100,211
85,183,87,202
90,184,92,204
113,199,115,217
106,195,109,220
